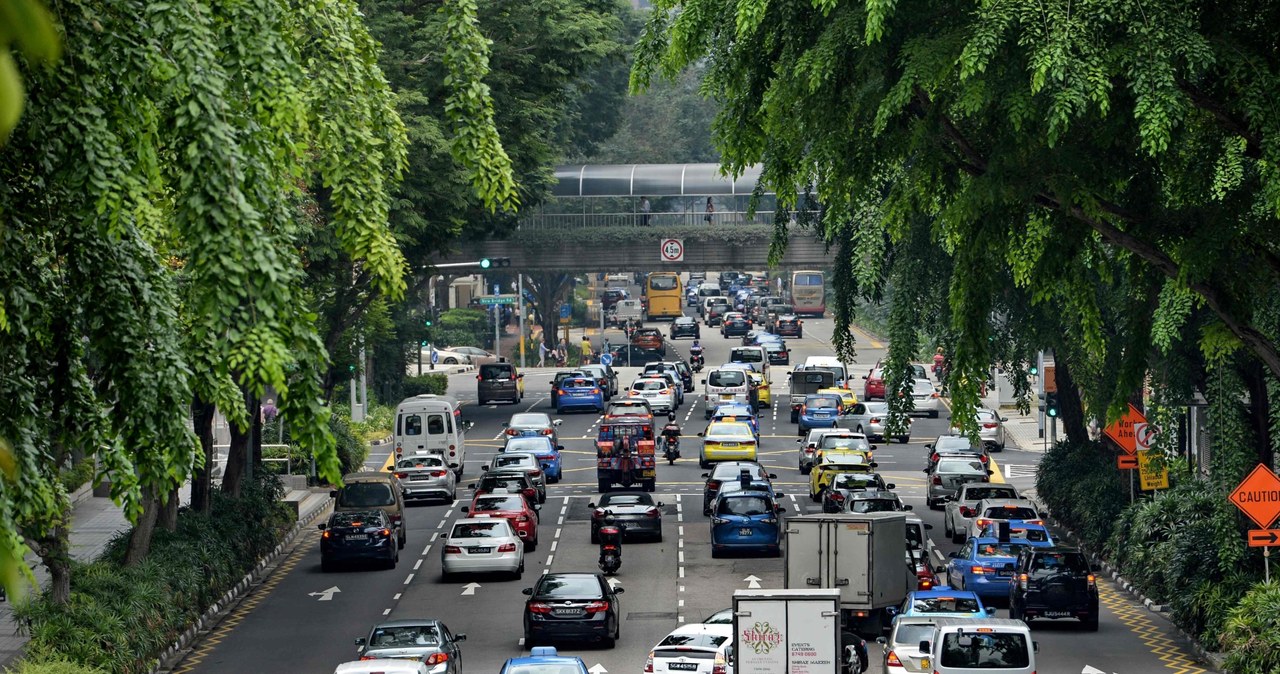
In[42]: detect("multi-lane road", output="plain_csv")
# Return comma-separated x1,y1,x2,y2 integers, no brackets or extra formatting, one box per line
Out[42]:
170,290,1214,674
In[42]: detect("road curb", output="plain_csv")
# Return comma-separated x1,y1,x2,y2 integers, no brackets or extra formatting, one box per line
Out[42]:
1039,512,1227,672
150,494,332,674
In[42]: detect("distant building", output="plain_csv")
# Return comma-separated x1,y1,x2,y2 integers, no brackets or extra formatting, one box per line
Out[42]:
630,0,651,8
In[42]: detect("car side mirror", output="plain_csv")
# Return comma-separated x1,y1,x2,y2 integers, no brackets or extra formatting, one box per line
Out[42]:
935,565,947,574
588,502,597,508
902,504,913,511
870,462,879,468
317,523,327,531
775,506,786,513
1033,641,1040,653
924,523,933,530
329,490,339,498
862,375,869,380
454,633,466,642
482,465,489,471
924,443,934,450
922,469,930,474
768,473,777,479
775,492,786,498
502,422,510,427
885,483,896,489
985,607,997,616
558,445,566,451
467,483,477,489
701,473,710,478
522,588,534,595
948,551,959,558
439,533,448,539
553,419,563,426
461,506,470,514
614,587,625,594
875,637,887,645
987,470,995,476
697,432,704,437
355,637,367,646
464,420,476,430
386,465,394,471
869,444,877,450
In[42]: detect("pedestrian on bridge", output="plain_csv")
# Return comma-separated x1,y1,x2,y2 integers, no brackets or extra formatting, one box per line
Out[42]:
640,196,651,226
704,196,714,223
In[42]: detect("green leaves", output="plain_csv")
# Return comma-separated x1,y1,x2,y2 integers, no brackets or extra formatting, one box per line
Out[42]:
0,0,61,142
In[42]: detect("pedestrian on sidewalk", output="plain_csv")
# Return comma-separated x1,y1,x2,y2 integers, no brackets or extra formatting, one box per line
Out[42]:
538,340,549,367
261,398,279,423
580,336,593,365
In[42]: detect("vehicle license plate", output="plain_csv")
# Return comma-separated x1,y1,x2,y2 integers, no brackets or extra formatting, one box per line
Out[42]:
720,394,735,400
411,475,430,481
739,528,753,536
997,569,1014,577
553,608,585,617
346,534,368,541
1044,610,1071,617
668,663,699,671
720,442,738,447
470,547,492,554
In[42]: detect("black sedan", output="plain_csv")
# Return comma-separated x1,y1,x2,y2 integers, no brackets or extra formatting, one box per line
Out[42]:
721,313,752,338
771,314,803,337
319,510,399,571
523,573,624,647
607,345,666,366
670,316,701,339
764,341,790,365
589,492,664,542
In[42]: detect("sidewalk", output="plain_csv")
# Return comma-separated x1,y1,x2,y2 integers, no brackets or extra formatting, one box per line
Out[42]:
980,389,1052,453
0,487,140,666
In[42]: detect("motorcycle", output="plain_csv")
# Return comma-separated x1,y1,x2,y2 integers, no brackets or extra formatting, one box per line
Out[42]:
597,516,623,575
661,435,680,465
690,352,704,372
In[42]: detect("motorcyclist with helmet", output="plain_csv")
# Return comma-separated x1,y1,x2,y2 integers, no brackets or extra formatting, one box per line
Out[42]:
660,412,682,463
689,340,705,371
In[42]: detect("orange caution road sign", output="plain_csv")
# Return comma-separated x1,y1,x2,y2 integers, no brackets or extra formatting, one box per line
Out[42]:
1103,404,1147,455
1248,530,1280,547
1230,464,1280,529
1116,455,1138,470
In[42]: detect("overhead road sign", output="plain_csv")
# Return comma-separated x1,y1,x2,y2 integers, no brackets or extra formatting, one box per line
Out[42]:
1230,463,1280,529
1248,530,1280,547
1103,403,1147,455
478,295,517,305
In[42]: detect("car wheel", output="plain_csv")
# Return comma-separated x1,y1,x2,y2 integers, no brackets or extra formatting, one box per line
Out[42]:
590,527,599,544
899,436,911,444
398,530,406,549
386,549,399,569
444,357,458,364
655,528,663,543
810,491,820,503
929,410,939,418
525,537,537,552
1082,614,1099,631
524,631,538,649
711,548,722,559
699,458,710,469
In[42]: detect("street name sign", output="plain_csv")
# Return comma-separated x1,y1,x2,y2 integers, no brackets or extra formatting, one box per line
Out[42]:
478,295,516,305
1116,455,1138,470
1247,529,1280,548
1103,404,1147,455
1230,463,1280,528
1136,450,1169,490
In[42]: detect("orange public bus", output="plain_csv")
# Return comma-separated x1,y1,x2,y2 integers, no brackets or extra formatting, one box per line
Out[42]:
645,272,684,320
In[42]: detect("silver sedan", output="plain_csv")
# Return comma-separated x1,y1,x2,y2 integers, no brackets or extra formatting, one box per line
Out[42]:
440,517,524,579
949,408,1008,451
393,455,457,503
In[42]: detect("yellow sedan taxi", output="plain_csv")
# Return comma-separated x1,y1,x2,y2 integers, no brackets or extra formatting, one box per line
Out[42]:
809,450,878,501
698,421,759,468
818,387,858,412
749,371,771,408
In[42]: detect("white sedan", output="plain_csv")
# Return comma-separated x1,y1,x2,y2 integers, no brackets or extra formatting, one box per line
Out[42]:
909,378,941,418
440,517,524,579
629,378,677,413
433,345,497,366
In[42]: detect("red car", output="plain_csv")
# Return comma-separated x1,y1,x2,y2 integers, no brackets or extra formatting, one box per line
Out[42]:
465,492,539,550
863,367,886,400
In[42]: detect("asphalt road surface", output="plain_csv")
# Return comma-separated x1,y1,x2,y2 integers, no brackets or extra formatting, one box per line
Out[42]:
169,279,1214,674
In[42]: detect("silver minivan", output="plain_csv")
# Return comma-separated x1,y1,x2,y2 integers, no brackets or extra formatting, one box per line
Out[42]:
920,618,1037,674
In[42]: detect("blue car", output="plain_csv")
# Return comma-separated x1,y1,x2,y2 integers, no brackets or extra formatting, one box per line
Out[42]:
500,646,589,674
711,403,760,438
946,538,1025,598
797,393,843,433
556,375,604,414
894,589,996,620
503,436,563,483
709,491,785,557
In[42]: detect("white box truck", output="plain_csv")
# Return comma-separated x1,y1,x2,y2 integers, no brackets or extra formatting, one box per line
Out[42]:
784,512,911,635
732,589,841,674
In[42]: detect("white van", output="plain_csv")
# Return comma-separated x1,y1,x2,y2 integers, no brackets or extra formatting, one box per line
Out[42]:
729,345,770,384
393,395,473,477
920,618,1037,674
702,367,750,418
803,356,849,388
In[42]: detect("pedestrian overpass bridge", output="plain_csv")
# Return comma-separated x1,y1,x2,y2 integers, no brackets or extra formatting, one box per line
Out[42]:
427,164,833,272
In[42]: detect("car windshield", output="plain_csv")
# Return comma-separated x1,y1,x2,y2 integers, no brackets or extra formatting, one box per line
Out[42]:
712,464,765,479
807,397,839,409
676,317,694,324
562,378,595,389
607,403,648,415
397,456,444,469
511,414,550,427
600,494,652,506
938,459,986,473
910,596,981,613
331,511,382,527
368,624,440,648
1032,552,1090,574
849,499,898,513
718,496,773,516
482,475,526,490
939,632,1030,668
984,506,1038,520
480,364,514,380
975,542,1025,557
708,371,745,387
450,521,508,538
538,576,604,598
506,438,553,453
937,436,980,451
731,350,762,364
822,437,867,449
965,486,1018,500
337,482,394,508
474,495,525,511
657,632,729,648
832,474,877,489
633,380,666,391
709,424,754,440
893,624,936,646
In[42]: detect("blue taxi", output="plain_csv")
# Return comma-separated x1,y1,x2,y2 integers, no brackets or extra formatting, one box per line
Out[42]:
709,491,785,558
894,589,996,620
555,375,605,414
945,538,1025,598
499,646,588,674
797,393,843,433
502,436,563,483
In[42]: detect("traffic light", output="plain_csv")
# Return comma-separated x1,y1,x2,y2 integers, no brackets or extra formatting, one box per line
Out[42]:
479,257,511,269
1045,391,1059,417
1029,364,1039,376
420,340,428,347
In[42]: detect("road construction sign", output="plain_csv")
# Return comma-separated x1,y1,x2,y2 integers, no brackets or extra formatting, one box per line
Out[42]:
1248,530,1280,547
1230,463,1280,529
1116,455,1138,470
1136,450,1168,490
1103,404,1147,455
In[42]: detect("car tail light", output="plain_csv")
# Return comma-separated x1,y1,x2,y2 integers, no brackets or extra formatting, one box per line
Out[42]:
530,470,542,477
959,506,974,517
381,528,392,537
584,601,610,613
980,454,989,464
1087,573,1097,589
1026,519,1043,525
976,518,993,529
506,428,518,436
391,514,402,524
647,508,660,518
932,475,942,485
931,453,940,462
444,545,461,554
644,652,654,673
708,480,721,492
498,543,517,552
540,429,553,435
425,653,450,666
800,405,807,414
971,566,993,575
430,470,447,477
591,388,600,394
1019,573,1029,589
528,602,553,614
931,392,939,398
712,653,728,674
830,492,845,502
886,650,903,667
660,388,671,394
870,417,881,424
983,422,998,429
322,530,330,539
476,374,481,380
395,472,409,479
593,508,606,518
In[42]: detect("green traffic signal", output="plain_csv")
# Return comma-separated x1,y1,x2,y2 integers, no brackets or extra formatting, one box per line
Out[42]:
420,340,428,347
1045,391,1060,417
479,258,492,269
1029,365,1039,376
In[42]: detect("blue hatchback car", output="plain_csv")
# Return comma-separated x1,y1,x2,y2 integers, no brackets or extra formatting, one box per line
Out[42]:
894,589,997,620
502,436,563,483
946,538,1025,598
709,491,785,557
500,646,588,674
797,393,843,433
556,375,605,414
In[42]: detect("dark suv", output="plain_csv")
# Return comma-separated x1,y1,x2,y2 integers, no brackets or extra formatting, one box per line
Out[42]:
601,288,627,310
1009,546,1099,630
477,362,523,405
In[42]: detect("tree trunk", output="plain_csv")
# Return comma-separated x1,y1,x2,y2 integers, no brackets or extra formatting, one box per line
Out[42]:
251,395,263,468
159,486,180,531
124,490,160,566
1054,352,1089,445
191,397,215,513
1241,359,1274,470
34,522,72,605
527,272,573,350
221,387,255,498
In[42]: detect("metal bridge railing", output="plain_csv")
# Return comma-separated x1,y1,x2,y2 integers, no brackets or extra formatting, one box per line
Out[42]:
518,210,818,229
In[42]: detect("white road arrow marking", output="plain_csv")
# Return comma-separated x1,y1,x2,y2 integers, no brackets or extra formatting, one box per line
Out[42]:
607,577,622,590
461,582,481,596
309,586,341,601
588,665,608,674
1081,666,1114,674
743,575,762,589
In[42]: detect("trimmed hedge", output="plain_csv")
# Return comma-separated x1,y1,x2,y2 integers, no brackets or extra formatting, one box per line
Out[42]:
402,374,448,397
15,477,295,674
6,660,106,674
